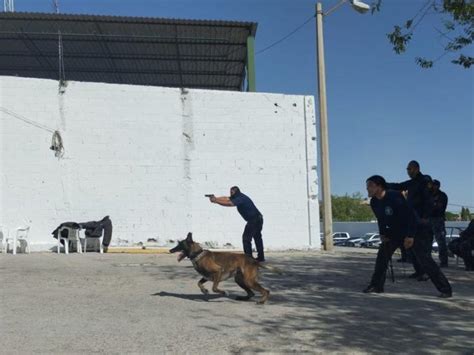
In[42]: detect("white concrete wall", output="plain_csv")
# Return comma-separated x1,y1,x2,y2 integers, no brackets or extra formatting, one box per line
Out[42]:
0,76,320,251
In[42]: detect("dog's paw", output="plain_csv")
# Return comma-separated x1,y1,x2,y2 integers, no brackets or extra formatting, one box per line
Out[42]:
256,300,266,305
200,288,209,295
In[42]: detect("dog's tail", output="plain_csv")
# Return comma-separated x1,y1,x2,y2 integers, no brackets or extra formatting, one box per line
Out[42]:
258,263,284,275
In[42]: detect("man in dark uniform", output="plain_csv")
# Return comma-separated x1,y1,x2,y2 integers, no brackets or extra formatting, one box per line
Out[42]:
449,219,474,271
208,186,265,262
431,179,449,267
363,175,452,298
387,160,434,280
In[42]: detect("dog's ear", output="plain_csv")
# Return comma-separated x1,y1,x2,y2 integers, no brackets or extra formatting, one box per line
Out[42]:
186,232,193,242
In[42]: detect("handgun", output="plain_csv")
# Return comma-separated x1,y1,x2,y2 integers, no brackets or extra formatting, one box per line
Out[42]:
204,194,215,197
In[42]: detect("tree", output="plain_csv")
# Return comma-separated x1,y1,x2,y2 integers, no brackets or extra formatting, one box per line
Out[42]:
320,193,375,221
461,206,472,220
445,211,458,221
372,0,474,68
465,207,471,220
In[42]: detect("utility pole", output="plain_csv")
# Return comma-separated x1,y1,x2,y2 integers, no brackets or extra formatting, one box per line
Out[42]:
52,0,59,13
315,2,333,251
314,0,370,251
4,0,14,12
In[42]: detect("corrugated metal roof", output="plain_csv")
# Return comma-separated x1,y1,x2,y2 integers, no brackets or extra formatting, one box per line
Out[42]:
0,12,257,90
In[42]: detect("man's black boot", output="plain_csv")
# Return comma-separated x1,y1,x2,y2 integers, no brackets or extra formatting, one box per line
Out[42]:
362,285,384,294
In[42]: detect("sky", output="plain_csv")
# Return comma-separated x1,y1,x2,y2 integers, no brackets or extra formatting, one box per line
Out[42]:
11,0,474,212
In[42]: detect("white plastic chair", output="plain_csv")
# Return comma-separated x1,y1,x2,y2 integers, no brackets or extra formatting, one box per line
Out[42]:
57,226,82,254
83,229,104,254
6,226,30,255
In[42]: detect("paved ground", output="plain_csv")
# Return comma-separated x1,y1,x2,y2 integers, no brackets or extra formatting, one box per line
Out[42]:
1,248,473,354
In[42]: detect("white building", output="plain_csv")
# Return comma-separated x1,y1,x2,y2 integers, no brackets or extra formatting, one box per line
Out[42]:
0,12,320,251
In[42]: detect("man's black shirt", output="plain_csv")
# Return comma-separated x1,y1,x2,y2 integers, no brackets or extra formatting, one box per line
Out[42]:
370,190,416,239
230,192,262,222
387,172,433,221
432,190,448,219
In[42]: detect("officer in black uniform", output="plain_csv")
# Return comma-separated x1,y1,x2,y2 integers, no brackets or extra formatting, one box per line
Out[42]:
431,179,449,267
449,219,474,271
387,160,434,280
363,175,452,298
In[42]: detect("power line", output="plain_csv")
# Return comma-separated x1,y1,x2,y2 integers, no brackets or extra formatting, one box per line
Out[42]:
256,14,315,55
224,14,316,75
0,107,55,133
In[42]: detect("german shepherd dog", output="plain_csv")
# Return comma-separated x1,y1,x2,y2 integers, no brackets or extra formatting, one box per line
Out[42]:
169,233,279,304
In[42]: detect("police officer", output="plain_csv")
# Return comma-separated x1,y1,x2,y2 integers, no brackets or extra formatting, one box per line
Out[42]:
431,179,448,267
208,186,265,262
449,219,474,271
363,175,452,298
387,160,434,280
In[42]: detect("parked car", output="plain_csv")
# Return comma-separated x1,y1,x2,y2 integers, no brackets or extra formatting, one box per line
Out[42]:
343,232,379,247
321,232,351,246
332,232,352,246
360,234,381,248
432,234,460,253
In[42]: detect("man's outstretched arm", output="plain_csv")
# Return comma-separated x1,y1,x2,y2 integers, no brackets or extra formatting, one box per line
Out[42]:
209,195,235,207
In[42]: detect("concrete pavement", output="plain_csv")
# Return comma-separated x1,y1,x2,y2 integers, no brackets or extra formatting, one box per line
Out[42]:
1,249,473,354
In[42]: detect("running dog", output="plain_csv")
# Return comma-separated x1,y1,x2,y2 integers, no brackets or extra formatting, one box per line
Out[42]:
169,232,280,304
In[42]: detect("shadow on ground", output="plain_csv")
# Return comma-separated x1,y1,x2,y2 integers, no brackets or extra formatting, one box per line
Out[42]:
152,291,225,302
153,252,474,354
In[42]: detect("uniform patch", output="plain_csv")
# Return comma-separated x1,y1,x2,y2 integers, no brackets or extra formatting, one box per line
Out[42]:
385,206,393,216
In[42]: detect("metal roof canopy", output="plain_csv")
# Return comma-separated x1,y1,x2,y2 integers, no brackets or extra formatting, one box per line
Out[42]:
0,12,258,91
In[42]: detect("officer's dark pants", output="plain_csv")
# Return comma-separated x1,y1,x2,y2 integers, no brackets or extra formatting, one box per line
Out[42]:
412,234,432,275
412,223,435,275
459,240,474,270
242,215,264,261
431,217,448,265
449,238,474,270
370,234,452,294
412,225,452,294
399,244,413,262
370,238,402,290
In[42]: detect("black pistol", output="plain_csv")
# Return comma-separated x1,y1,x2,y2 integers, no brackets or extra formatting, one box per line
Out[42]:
204,194,214,197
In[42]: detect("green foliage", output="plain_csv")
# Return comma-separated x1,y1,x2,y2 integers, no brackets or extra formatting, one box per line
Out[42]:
452,54,474,67
319,194,472,222
461,206,472,220
445,211,458,221
416,57,434,68
320,193,375,221
387,25,412,54
372,0,474,68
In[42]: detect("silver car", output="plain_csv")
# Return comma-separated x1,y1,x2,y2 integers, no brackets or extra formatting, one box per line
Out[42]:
359,233,381,248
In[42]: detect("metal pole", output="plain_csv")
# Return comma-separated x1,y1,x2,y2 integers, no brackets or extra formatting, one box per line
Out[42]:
246,35,256,92
316,3,333,251
4,0,14,12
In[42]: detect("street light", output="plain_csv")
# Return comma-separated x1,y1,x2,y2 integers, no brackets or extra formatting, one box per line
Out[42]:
351,0,371,14
316,0,370,251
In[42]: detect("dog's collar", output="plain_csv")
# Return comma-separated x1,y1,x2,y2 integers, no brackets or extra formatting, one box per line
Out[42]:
190,249,207,264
